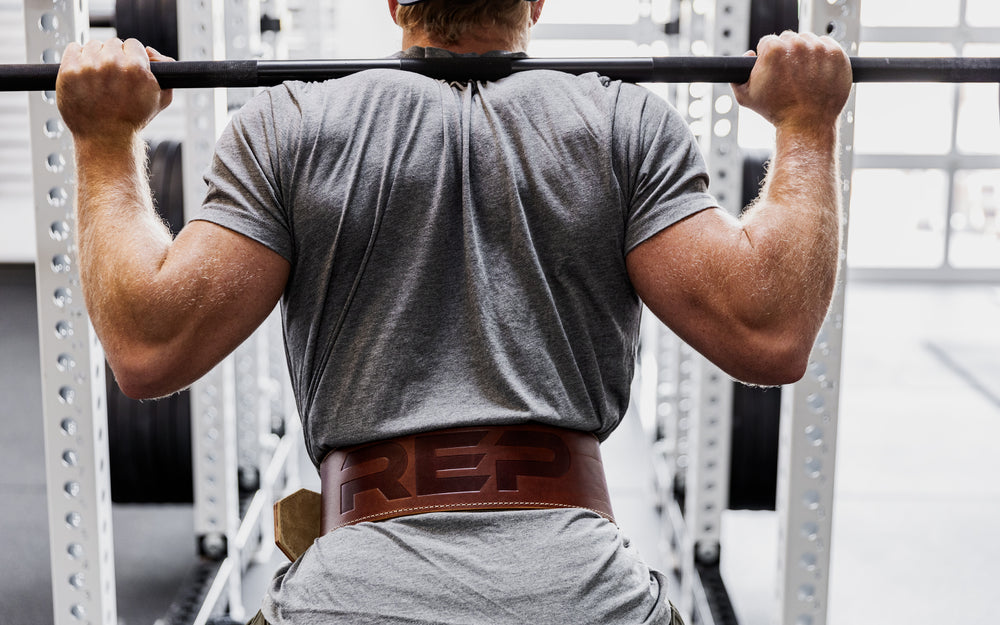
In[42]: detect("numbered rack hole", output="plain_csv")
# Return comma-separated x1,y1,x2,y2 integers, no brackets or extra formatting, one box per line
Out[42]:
55,320,73,339
46,153,65,173
41,48,61,64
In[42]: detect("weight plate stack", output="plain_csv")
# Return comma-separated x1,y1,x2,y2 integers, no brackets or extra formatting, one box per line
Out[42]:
728,383,782,511
107,363,193,503
749,0,800,46
727,148,782,511
108,139,191,504
740,148,771,213
148,139,184,234
114,0,179,60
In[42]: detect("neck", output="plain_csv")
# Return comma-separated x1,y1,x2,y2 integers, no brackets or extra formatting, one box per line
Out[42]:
402,29,525,54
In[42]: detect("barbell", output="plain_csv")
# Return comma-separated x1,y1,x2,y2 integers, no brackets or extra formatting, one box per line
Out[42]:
1,55,999,91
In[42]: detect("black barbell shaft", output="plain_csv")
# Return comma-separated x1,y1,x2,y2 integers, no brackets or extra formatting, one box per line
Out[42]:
2,56,999,92
266,56,1000,84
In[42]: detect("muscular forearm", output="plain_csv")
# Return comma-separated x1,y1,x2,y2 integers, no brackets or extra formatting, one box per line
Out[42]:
74,135,178,356
667,125,842,384
735,123,842,343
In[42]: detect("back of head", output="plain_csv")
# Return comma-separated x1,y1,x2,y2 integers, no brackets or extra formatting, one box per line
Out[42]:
395,0,533,51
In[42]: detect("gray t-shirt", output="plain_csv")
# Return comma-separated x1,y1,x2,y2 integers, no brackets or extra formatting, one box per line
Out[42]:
196,47,716,624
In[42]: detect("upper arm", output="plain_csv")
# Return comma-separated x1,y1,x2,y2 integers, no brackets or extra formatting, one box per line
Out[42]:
626,207,744,360
612,88,778,380
107,219,290,398
626,207,808,385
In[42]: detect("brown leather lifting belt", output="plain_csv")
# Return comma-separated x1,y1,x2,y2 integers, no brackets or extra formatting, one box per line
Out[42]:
319,423,616,533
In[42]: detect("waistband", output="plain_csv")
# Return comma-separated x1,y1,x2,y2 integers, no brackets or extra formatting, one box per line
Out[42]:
319,423,616,532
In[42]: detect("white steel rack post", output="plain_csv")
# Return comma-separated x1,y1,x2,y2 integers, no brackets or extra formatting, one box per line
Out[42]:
226,0,262,110
24,2,118,625
235,335,271,493
671,2,750,620
774,2,859,624
224,0,284,515
178,0,245,619
225,0,270,500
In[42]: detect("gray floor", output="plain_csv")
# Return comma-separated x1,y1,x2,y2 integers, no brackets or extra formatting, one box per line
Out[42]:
2,264,999,624
828,283,1000,625
0,265,53,625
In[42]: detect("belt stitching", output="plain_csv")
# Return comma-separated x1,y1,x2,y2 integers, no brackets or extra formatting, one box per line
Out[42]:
330,501,614,531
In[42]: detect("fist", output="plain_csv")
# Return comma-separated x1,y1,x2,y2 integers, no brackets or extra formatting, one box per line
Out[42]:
732,31,852,131
56,38,174,143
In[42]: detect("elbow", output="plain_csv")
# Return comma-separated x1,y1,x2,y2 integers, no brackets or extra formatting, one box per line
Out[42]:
729,333,813,387
106,346,190,400
734,347,810,387
114,376,176,402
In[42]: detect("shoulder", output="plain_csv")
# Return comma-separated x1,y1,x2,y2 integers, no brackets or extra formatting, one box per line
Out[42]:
227,83,302,133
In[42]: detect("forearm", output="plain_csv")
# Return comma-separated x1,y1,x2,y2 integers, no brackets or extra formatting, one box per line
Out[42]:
736,123,842,338
74,135,176,355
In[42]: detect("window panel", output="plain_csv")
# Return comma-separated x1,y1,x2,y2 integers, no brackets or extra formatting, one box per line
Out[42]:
949,170,1000,268
965,0,1000,26
861,0,960,27
848,169,949,268
853,84,955,155
956,83,1000,155
855,43,957,156
537,1,643,25
527,39,641,58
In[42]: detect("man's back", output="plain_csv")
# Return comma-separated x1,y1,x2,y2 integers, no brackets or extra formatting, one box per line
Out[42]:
199,51,716,467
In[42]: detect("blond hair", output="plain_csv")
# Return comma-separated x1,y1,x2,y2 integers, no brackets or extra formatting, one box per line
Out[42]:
395,0,532,50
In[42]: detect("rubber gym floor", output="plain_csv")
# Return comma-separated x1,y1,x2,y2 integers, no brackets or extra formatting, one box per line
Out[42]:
2,263,999,624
